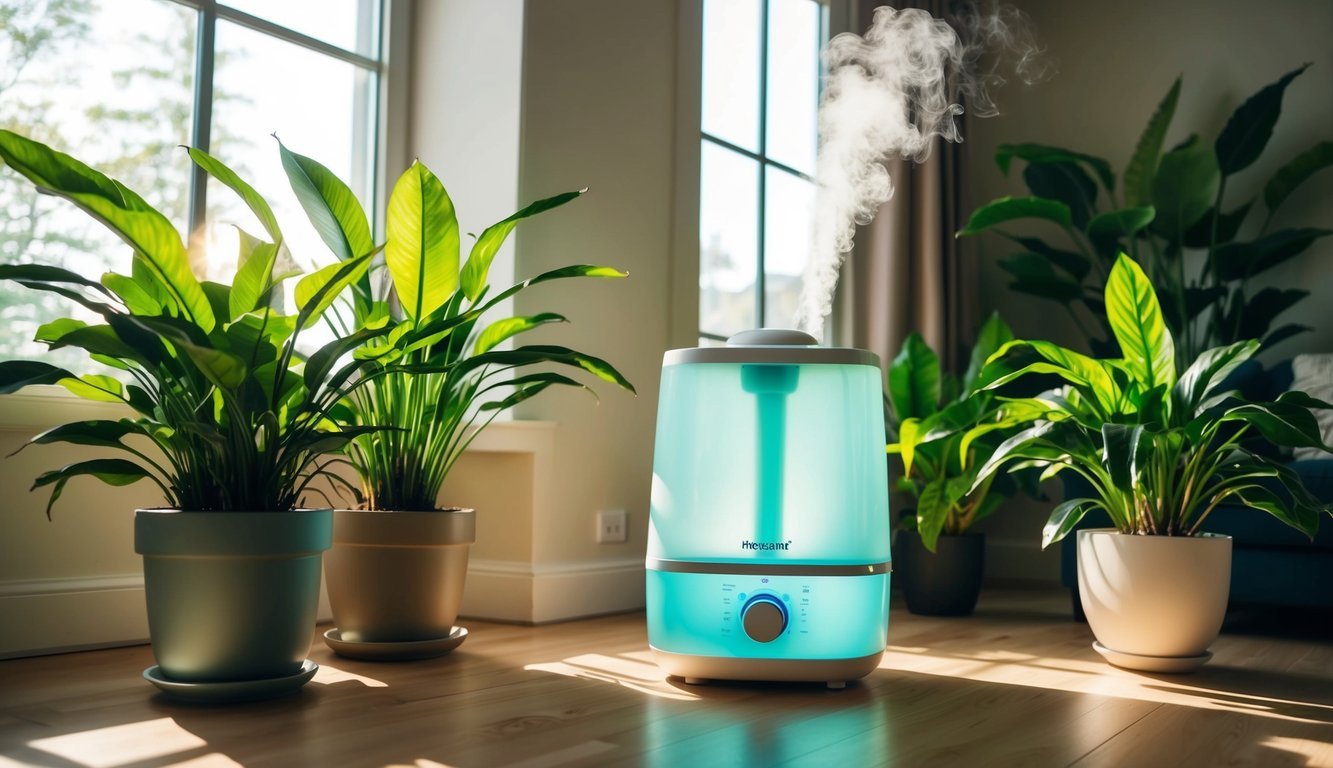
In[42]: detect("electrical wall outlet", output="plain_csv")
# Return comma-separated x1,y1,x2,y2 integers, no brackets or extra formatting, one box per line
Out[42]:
596,509,628,543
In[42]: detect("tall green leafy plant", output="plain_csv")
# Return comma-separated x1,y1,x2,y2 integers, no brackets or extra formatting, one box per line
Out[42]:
972,254,1332,549
276,153,635,511
886,313,1033,551
0,130,388,514
959,66,1332,366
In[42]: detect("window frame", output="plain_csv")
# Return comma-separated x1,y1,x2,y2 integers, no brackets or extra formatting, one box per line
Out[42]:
697,0,826,343
0,0,410,417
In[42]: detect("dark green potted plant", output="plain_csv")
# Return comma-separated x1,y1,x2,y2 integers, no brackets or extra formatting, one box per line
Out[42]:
0,130,388,700
972,253,1331,671
959,65,1332,367
885,313,1031,616
278,154,635,659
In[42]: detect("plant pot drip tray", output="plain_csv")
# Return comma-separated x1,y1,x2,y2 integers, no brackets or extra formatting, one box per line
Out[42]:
143,659,318,703
1092,641,1212,673
323,626,468,661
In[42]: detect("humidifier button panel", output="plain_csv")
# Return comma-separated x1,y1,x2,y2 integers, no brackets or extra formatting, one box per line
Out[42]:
646,569,889,660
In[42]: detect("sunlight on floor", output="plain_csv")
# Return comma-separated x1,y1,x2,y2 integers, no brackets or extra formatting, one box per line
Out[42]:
525,650,698,701
883,646,1333,724
27,717,205,768
312,662,388,688
1262,736,1329,764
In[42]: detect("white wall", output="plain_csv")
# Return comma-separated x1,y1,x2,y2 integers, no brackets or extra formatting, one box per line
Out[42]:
964,0,1333,582
511,0,682,578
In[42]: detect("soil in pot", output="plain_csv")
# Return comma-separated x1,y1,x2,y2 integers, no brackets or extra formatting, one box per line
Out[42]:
894,529,985,616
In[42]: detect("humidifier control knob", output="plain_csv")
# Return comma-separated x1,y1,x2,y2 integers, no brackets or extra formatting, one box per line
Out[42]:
741,595,788,643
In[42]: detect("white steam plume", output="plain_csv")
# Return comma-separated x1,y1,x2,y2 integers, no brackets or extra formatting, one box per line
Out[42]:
795,3,1049,338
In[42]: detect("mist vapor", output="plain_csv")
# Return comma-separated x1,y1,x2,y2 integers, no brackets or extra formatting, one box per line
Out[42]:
794,3,1048,338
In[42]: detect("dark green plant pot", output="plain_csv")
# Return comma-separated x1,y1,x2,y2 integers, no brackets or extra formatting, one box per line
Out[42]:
894,530,985,616
135,508,333,683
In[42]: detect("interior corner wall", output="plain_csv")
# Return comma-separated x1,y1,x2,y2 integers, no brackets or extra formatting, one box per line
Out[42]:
511,0,679,583
963,0,1333,583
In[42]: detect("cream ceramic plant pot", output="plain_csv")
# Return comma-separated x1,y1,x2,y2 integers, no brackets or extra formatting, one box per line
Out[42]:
325,508,476,643
134,508,333,682
1077,528,1232,671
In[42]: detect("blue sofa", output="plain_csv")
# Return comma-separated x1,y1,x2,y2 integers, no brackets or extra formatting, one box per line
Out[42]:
1061,361,1333,617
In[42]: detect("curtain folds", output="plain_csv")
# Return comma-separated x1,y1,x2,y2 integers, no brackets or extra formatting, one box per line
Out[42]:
834,0,979,377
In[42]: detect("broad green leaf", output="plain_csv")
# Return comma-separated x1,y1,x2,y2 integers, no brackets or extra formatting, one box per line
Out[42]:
45,324,149,368
0,360,73,393
1215,64,1308,176
895,418,922,475
1181,201,1252,248
1264,141,1333,216
15,419,146,456
1125,76,1181,207
1211,228,1332,281
460,188,585,302
31,458,155,519
1101,423,1144,492
293,249,378,329
1042,498,1101,549
1221,401,1329,450
230,229,280,320
278,138,373,311
915,478,950,553
1000,234,1091,281
1086,206,1155,241
0,131,213,332
1262,323,1311,350
1022,161,1097,229
1105,254,1175,390
102,272,163,315
0,263,112,293
956,196,1072,237
985,339,1119,414
474,313,567,355
994,143,1115,192
186,147,282,242
969,421,1059,493
434,345,635,394
58,374,125,403
385,161,459,319
1237,288,1308,341
1171,340,1258,417
304,324,395,391
1150,135,1220,237
888,333,940,421
1228,484,1317,540
997,252,1084,303
963,312,1013,392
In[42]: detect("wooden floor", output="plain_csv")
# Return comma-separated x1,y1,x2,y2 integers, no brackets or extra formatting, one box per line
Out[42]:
1,589,1330,768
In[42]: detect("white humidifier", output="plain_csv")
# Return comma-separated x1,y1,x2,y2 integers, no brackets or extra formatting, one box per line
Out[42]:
645,329,891,687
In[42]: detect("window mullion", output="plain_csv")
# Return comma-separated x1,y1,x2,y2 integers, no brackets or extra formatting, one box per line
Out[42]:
186,2,217,246
756,0,770,326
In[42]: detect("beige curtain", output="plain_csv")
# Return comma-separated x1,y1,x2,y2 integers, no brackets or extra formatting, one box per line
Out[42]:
834,1,979,377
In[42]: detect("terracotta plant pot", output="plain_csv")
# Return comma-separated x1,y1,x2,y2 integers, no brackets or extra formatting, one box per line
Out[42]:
134,508,332,683
1077,528,1232,672
325,508,476,644
894,529,985,616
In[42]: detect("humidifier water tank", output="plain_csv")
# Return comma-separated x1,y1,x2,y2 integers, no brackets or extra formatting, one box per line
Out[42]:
646,329,891,687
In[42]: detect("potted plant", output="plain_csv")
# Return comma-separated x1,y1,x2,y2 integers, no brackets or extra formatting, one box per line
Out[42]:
0,131,389,700
958,65,1332,367
886,313,1032,615
972,253,1331,671
273,153,635,659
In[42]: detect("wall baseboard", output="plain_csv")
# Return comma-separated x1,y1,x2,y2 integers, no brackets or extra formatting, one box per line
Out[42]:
463,557,646,624
0,557,647,658
0,574,148,660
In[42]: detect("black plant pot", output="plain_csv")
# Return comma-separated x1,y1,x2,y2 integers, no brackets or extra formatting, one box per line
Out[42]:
894,530,985,616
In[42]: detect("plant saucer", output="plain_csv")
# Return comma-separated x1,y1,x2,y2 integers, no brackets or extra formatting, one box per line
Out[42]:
143,659,318,703
1093,641,1212,673
323,626,468,661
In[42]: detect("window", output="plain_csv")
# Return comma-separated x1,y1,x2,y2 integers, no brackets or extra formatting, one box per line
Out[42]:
698,0,823,344
0,0,385,369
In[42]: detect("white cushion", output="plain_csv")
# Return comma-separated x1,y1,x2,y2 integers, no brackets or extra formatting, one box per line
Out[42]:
1291,353,1333,461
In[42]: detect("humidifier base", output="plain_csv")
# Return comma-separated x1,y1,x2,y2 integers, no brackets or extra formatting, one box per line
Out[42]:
651,646,882,687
